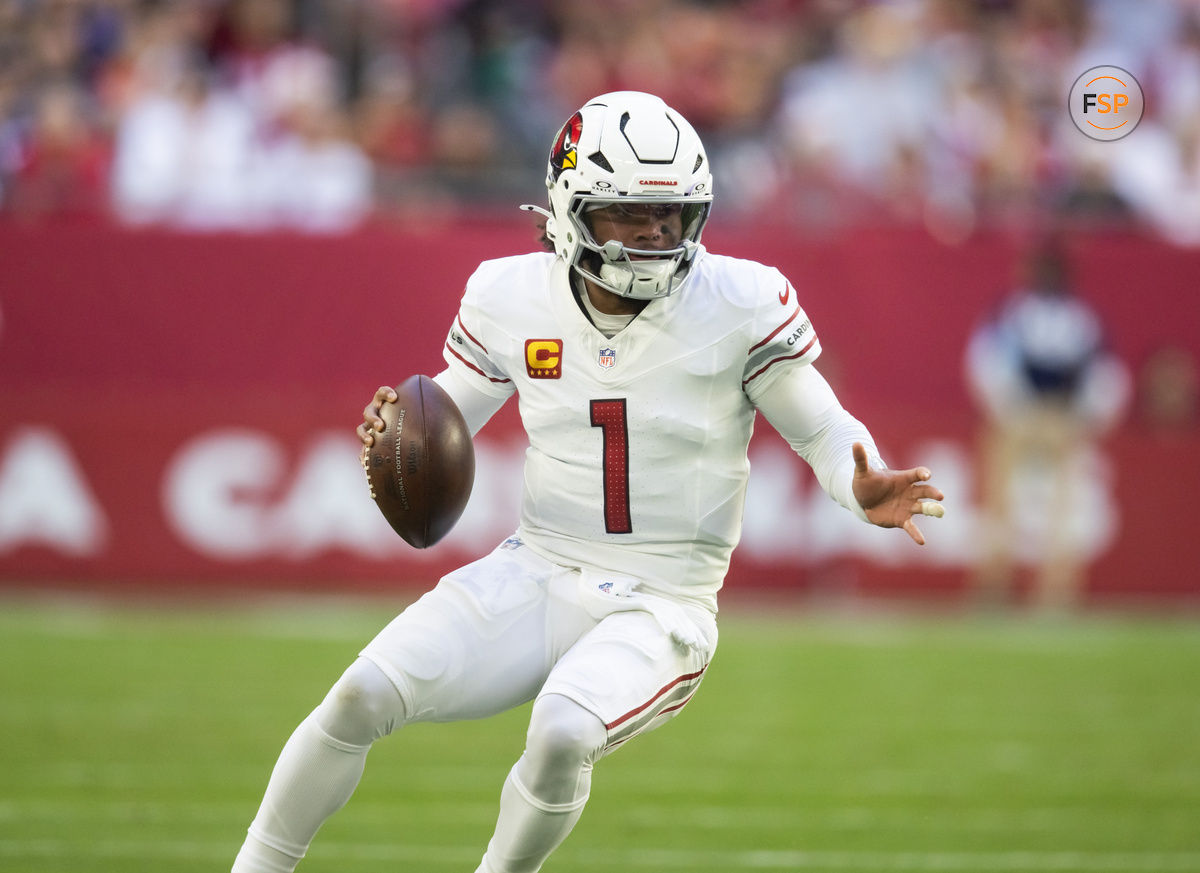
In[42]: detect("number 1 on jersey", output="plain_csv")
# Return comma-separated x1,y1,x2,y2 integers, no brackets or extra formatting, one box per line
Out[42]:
590,399,632,534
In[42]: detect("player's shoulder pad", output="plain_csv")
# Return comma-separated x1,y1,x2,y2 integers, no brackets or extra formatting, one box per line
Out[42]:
464,251,557,306
691,252,792,311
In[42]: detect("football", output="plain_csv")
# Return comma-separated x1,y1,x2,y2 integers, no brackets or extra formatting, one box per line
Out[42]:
362,375,475,548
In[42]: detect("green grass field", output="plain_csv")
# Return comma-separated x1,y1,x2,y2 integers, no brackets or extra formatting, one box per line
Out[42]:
2,595,1199,873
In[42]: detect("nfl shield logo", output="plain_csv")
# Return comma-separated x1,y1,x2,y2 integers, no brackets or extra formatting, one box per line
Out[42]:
598,347,616,369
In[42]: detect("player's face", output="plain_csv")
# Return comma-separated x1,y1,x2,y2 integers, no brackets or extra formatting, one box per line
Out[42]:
584,203,683,254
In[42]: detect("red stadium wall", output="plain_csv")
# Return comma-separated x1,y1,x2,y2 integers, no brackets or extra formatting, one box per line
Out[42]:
1,220,1196,604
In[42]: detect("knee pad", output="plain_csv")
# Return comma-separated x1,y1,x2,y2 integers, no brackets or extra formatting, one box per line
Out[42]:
314,657,408,747
519,694,606,803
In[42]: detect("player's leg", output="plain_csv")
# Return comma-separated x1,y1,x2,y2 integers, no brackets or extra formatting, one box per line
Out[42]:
474,599,716,873
232,657,402,873
474,693,606,873
233,541,586,873
1035,410,1084,612
973,419,1019,605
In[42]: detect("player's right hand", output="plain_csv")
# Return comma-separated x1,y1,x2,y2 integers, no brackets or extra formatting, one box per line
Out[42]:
357,386,398,448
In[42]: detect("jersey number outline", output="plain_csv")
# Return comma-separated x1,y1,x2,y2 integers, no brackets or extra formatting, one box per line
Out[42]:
589,399,632,534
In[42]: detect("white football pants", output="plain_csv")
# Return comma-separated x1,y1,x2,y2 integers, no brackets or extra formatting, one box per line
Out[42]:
232,539,715,873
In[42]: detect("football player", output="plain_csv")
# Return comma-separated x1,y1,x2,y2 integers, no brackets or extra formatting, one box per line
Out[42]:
232,91,945,873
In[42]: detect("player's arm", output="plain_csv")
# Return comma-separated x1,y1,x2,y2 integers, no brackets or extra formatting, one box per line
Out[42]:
432,367,508,436
356,368,508,448
360,281,514,446
752,364,944,545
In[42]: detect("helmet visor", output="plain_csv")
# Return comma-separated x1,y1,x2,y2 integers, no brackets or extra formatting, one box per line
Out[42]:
574,197,710,255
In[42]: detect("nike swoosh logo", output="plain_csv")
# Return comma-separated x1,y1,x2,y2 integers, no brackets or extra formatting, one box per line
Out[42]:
779,284,790,305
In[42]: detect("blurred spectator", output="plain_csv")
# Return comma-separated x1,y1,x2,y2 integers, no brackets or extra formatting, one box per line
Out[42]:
260,92,372,231
108,0,370,231
964,239,1130,612
353,53,433,214
110,61,260,228
776,3,939,223
4,79,109,220
1105,117,1200,247
1,0,1200,243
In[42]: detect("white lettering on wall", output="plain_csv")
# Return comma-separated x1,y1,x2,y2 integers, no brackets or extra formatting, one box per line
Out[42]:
0,427,108,555
158,429,1119,567
161,430,518,560
267,435,393,557
163,429,286,558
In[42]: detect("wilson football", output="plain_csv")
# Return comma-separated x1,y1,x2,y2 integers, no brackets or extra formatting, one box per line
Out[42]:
362,375,475,548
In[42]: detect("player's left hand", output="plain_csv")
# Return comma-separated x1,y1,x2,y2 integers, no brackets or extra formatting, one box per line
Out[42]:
850,442,945,546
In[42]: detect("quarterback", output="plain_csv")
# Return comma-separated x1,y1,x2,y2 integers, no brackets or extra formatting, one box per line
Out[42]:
232,91,944,873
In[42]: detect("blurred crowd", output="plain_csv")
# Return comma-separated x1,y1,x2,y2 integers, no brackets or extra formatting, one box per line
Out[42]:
1,0,1198,241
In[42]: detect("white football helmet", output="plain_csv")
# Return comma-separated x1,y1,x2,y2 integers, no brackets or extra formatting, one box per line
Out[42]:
524,91,713,300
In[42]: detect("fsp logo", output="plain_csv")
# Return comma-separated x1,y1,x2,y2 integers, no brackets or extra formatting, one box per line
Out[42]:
525,339,563,379
1068,65,1144,141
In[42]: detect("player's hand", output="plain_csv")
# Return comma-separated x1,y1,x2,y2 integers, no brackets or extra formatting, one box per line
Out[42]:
850,442,945,546
357,386,398,449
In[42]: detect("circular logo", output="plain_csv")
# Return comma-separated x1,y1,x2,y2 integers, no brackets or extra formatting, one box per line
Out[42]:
1068,65,1144,141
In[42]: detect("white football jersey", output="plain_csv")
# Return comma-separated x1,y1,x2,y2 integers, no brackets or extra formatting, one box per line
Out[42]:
442,249,821,611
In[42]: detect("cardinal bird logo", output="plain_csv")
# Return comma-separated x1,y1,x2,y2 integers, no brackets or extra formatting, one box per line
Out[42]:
549,112,583,182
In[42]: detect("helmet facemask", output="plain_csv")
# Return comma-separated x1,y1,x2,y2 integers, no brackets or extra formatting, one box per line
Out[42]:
571,197,711,300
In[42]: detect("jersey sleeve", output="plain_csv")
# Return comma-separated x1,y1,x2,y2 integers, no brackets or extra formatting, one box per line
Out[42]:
441,268,517,400
753,363,883,522
741,271,822,402
432,367,509,436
